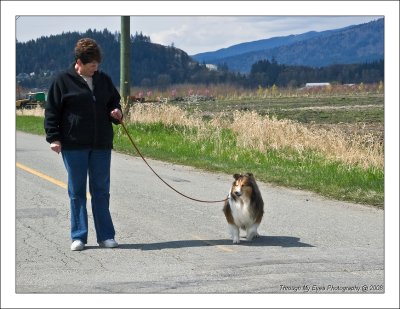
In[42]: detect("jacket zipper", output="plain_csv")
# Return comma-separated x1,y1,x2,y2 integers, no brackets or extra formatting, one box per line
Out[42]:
70,67,100,148
79,74,97,148
91,82,97,148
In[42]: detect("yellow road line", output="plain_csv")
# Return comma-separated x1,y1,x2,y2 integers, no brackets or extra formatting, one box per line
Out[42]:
16,162,91,199
17,163,233,250
16,162,67,189
192,234,234,252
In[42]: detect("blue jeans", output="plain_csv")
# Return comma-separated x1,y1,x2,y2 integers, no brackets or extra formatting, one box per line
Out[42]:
62,149,115,244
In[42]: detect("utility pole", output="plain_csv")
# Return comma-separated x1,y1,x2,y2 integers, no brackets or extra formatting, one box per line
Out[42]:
120,16,130,113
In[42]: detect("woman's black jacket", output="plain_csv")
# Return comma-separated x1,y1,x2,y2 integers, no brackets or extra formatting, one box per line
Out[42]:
44,64,122,150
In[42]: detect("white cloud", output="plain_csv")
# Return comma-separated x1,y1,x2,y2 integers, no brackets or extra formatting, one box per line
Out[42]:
149,24,189,47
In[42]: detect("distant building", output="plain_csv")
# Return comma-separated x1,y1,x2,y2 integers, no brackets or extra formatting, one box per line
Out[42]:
205,64,218,71
305,82,331,87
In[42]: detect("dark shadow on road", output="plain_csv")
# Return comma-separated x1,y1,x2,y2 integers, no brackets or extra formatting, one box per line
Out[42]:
113,235,313,251
240,236,314,248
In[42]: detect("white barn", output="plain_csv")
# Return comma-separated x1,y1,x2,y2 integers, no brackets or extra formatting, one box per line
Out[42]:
305,82,331,87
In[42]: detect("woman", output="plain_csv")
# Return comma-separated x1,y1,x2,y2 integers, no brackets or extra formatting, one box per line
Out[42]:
44,38,123,251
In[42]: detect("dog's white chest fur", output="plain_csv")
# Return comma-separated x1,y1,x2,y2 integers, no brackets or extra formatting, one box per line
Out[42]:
228,193,254,228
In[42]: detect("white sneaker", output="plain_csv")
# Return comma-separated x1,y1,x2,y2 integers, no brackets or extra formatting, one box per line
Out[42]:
71,240,85,251
98,239,118,248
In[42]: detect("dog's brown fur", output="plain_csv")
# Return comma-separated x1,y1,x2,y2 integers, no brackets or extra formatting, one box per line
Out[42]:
223,173,264,243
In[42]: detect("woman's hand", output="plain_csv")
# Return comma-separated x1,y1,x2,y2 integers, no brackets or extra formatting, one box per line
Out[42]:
110,108,122,121
50,141,62,154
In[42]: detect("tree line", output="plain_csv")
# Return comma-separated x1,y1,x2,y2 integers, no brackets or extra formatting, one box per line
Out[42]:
16,29,384,90
247,58,384,88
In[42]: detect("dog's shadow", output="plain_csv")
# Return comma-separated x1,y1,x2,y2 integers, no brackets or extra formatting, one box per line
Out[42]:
114,235,313,251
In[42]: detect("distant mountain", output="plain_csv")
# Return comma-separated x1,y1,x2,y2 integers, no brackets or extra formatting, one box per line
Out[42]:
16,24,384,90
16,30,236,89
192,18,384,73
192,29,342,63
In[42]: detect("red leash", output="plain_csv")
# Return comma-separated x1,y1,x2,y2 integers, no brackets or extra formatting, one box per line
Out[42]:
120,120,228,203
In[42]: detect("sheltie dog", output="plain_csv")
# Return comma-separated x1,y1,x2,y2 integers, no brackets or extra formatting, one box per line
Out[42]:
223,173,264,243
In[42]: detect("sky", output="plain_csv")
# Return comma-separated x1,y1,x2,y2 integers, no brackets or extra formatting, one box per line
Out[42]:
16,15,380,55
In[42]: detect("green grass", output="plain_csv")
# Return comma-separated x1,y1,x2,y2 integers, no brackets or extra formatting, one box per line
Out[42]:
17,115,384,207
16,116,46,135
268,107,384,124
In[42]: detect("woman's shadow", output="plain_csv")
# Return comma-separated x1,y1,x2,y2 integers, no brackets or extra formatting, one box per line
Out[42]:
115,235,313,251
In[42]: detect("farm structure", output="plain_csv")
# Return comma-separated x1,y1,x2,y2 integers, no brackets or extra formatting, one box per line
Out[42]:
305,82,331,87
16,92,46,109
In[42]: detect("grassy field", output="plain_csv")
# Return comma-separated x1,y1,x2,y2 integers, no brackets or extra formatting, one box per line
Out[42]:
171,93,384,136
16,92,384,207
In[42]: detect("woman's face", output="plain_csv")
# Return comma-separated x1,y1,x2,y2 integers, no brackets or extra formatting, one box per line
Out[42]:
77,60,99,77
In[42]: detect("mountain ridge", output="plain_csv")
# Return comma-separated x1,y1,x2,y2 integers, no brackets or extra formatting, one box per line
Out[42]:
192,18,383,72
191,29,341,62
16,20,384,89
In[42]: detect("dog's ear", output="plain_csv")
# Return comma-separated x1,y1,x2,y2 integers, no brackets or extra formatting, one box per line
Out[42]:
233,173,241,180
245,173,254,178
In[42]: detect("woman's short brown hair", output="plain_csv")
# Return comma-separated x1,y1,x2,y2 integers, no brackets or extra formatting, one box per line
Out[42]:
74,38,102,64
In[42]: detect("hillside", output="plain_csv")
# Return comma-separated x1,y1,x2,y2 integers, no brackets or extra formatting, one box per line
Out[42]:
16,30,227,89
191,28,340,63
192,18,384,73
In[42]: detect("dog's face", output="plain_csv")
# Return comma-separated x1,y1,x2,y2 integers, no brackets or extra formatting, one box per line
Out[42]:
231,173,254,198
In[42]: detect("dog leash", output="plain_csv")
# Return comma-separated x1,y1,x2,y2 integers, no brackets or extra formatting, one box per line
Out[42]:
120,120,228,203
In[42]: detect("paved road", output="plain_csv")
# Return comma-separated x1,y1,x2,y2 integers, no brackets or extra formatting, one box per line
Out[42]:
15,131,384,294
